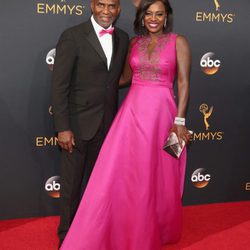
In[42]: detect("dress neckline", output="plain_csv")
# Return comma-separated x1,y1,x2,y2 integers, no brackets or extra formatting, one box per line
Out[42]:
138,33,171,60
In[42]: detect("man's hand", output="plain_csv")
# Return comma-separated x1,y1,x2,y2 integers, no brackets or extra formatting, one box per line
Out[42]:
58,130,75,153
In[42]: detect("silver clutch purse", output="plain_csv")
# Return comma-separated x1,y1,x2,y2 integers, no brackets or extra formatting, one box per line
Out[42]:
163,131,193,158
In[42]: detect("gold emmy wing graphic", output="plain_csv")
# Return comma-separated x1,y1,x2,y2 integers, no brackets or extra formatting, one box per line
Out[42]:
214,0,220,11
199,104,213,131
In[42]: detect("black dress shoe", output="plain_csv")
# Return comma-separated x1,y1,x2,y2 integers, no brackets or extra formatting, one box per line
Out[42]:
58,240,63,250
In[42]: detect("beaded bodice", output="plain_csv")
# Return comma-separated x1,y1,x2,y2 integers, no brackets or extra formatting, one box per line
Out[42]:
129,33,177,88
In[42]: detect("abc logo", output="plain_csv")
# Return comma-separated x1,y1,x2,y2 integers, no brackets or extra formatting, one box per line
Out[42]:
191,168,211,188
45,176,60,198
46,48,56,71
200,52,221,75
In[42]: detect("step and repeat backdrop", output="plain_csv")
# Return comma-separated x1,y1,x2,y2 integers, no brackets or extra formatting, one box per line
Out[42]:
0,0,249,219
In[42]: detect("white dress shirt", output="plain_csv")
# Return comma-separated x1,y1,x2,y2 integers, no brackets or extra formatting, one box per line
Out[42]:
91,15,113,70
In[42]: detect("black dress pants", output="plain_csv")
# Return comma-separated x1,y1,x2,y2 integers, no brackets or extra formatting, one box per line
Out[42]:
57,123,105,245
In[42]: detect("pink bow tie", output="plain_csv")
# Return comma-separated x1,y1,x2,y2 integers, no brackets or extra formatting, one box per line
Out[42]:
99,27,114,37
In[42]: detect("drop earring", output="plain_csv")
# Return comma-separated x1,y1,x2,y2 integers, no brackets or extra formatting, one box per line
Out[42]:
164,18,167,28
142,19,144,27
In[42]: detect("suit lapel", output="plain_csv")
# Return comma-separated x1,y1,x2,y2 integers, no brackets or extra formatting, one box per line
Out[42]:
109,30,120,71
84,20,108,68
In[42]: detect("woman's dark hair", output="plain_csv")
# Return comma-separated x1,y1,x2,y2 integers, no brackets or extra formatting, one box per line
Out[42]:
134,0,173,35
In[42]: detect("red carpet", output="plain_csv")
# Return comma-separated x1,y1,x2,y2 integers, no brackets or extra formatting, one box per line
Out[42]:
0,201,249,250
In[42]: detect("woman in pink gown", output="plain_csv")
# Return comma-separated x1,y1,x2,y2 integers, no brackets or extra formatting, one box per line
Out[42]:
61,0,191,249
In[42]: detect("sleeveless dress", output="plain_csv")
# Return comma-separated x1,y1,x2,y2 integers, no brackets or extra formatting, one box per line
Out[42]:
60,33,186,250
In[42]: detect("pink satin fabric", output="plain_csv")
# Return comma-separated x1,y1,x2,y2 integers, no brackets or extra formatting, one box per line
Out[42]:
61,33,186,250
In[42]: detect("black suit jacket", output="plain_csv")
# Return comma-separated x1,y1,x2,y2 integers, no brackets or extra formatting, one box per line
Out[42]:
51,20,129,140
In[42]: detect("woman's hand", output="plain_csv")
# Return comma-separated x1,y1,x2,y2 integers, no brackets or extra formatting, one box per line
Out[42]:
170,124,192,145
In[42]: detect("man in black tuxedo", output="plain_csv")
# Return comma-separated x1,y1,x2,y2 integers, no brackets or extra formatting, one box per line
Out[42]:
51,0,129,245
